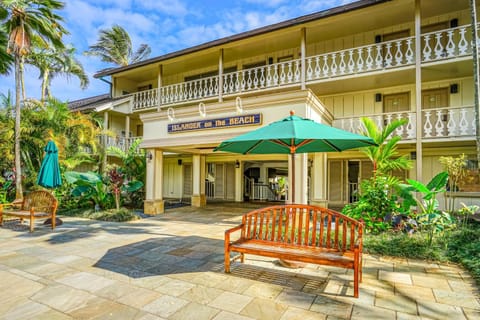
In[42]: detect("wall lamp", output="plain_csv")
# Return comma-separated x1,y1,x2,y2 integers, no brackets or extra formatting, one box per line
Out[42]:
147,151,153,162
235,160,240,168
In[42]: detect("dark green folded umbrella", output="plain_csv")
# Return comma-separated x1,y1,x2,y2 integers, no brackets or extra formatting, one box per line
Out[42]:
37,140,62,188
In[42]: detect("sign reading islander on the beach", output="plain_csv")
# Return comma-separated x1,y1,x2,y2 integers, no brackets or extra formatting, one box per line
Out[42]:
168,113,262,133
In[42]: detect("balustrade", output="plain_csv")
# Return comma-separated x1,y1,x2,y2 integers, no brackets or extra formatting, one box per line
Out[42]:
130,24,473,111
332,106,475,140
132,88,158,111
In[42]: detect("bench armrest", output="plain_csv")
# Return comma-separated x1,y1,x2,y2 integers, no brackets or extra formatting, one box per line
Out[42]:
225,224,244,246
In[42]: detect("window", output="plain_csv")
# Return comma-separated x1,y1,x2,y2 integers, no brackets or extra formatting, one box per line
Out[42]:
137,84,152,91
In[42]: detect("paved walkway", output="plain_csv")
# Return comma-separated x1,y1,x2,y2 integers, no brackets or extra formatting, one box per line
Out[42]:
0,204,479,319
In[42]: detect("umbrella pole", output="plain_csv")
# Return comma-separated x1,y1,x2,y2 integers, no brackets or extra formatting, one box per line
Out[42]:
291,153,295,204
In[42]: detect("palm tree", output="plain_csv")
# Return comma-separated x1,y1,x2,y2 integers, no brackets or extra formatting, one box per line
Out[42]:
0,92,15,172
20,98,101,187
2,0,67,199
85,24,151,66
360,117,412,178
0,8,13,74
27,44,89,100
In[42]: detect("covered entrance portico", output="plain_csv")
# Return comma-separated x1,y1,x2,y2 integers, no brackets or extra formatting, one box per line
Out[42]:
141,90,332,214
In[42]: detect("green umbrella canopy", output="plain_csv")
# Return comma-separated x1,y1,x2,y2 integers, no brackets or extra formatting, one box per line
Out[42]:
214,112,376,155
214,112,376,203
37,140,62,188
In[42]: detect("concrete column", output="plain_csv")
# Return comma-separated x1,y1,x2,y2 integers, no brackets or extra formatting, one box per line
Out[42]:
235,161,243,202
125,115,130,149
192,154,206,207
288,153,308,204
157,65,163,111
218,49,224,103
310,153,328,207
300,27,306,90
414,0,423,182
144,149,165,214
102,111,109,173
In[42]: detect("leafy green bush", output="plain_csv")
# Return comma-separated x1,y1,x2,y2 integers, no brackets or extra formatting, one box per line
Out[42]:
343,175,397,233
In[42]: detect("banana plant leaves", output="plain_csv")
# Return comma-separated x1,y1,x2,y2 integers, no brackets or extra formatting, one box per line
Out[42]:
37,140,62,188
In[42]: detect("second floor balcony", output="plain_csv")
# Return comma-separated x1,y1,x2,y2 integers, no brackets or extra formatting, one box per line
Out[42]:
130,24,475,112
332,105,477,142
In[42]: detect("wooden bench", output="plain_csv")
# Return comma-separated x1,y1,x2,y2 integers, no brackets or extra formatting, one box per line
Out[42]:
0,190,58,232
224,204,363,297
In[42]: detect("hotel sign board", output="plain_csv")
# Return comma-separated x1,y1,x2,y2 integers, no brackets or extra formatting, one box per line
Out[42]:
168,113,262,133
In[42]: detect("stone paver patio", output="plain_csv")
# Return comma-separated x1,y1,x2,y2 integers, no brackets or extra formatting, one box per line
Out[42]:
0,203,479,319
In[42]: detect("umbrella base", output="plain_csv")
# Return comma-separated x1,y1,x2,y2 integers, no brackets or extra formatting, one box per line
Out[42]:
278,259,306,269
43,217,63,226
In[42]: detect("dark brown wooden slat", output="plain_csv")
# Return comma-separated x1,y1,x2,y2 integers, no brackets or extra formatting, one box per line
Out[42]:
290,208,297,244
326,214,332,249
342,219,347,251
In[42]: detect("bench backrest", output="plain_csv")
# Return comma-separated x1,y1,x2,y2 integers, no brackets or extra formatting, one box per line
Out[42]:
21,191,58,214
241,205,363,252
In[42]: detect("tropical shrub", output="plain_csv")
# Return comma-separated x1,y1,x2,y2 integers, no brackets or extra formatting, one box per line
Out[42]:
65,171,114,210
343,174,398,233
399,171,456,245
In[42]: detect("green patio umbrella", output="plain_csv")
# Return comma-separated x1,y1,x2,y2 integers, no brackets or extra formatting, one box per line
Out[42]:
214,111,376,203
37,140,63,226
37,140,62,188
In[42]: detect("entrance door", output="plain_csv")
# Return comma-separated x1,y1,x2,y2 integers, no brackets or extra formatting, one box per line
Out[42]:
422,88,448,109
348,161,360,203
383,92,410,113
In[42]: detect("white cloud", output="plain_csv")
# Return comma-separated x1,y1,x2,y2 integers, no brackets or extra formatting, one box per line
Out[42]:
134,0,189,16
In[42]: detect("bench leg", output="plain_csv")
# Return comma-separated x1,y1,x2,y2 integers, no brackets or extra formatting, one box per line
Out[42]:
354,249,360,298
30,218,34,233
225,251,231,273
0,212,3,226
52,215,56,230
240,253,245,263
354,268,359,298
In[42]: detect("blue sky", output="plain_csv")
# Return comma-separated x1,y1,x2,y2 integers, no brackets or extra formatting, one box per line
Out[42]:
0,0,355,102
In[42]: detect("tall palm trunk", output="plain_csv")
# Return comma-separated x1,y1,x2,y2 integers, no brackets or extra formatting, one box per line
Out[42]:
41,70,49,101
14,54,23,199
20,57,26,101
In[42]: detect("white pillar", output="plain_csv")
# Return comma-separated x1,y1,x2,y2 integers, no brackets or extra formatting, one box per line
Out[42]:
125,115,130,149
300,27,306,90
235,161,243,202
414,0,423,182
310,153,328,207
192,154,206,207
218,49,224,103
144,149,165,214
102,111,109,172
288,153,308,204
157,65,163,111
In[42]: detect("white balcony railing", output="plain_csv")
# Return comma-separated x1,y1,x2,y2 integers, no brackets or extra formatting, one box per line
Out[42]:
133,88,158,111
161,75,219,106
332,106,476,140
101,136,142,153
131,24,474,111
